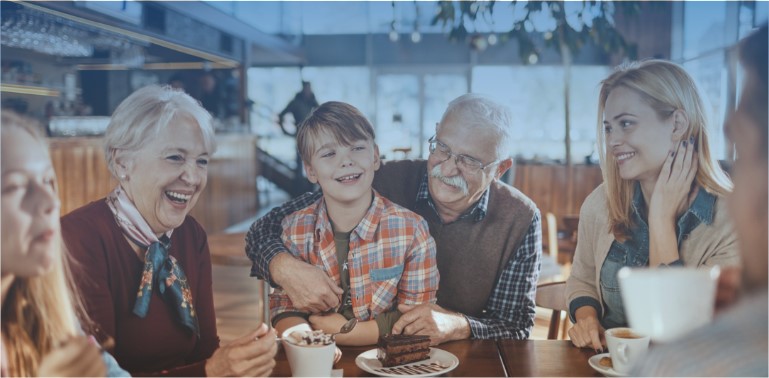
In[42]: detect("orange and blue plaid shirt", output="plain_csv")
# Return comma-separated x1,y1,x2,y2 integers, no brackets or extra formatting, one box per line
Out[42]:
270,190,439,321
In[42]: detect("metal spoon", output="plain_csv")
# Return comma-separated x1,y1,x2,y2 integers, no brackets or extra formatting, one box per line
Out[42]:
330,318,358,338
274,318,358,342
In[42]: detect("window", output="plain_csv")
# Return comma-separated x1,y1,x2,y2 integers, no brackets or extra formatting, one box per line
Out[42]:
472,65,609,162
676,1,762,160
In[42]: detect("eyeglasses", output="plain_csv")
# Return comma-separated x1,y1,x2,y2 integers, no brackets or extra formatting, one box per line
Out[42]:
428,135,499,174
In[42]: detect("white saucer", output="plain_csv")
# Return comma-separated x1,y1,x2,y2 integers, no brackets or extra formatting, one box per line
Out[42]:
355,348,459,377
588,353,628,377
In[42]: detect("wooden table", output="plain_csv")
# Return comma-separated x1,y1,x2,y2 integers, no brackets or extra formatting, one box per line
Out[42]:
272,340,599,377
498,340,599,377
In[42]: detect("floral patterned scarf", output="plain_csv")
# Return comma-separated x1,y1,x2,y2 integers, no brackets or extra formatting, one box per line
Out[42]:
106,186,200,337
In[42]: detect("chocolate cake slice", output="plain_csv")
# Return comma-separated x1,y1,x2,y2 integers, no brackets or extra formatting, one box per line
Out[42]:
377,334,431,367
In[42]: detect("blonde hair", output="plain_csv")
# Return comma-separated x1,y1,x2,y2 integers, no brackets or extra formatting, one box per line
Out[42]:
596,60,733,240
104,84,216,178
1,112,90,376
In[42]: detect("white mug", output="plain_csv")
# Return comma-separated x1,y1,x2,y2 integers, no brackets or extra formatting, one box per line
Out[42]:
282,325,335,377
605,327,650,374
618,266,720,343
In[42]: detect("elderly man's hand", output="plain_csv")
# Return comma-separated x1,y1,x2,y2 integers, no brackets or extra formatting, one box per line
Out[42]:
391,303,471,346
271,253,343,313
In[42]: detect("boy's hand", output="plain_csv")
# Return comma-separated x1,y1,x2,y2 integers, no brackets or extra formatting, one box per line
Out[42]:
309,312,347,335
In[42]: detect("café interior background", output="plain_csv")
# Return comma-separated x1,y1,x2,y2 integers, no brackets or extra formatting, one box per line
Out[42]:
1,1,766,174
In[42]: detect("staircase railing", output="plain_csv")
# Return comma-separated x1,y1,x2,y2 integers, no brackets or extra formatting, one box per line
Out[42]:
257,147,314,198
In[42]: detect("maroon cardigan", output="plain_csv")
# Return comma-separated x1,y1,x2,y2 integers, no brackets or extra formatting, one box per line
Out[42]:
62,200,219,376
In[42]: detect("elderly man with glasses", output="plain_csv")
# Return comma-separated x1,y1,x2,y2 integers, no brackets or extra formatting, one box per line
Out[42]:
246,94,541,344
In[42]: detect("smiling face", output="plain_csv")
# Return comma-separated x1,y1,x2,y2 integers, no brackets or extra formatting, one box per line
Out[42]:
1,127,61,278
116,116,210,234
305,130,380,208
427,116,507,219
603,86,679,185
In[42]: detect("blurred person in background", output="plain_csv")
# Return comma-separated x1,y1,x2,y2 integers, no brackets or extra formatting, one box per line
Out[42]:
169,73,186,92
61,85,277,376
632,24,767,376
279,81,320,190
198,72,224,119
278,81,319,137
1,112,127,377
566,60,740,351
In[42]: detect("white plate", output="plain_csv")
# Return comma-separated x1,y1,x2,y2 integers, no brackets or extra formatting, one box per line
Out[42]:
355,348,459,377
588,353,628,377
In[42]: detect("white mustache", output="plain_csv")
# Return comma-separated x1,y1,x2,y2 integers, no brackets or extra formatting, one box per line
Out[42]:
430,163,469,196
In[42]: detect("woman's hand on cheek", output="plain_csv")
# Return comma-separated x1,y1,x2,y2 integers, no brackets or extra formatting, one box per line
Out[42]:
650,138,698,222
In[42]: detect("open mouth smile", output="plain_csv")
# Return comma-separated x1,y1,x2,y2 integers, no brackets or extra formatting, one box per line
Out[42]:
335,173,362,183
165,190,192,204
615,152,635,162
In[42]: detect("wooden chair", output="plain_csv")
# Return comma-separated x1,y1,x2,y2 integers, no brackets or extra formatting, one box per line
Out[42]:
535,281,569,340
545,212,559,260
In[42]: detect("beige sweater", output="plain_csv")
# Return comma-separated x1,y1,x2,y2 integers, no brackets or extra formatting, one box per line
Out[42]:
565,183,741,314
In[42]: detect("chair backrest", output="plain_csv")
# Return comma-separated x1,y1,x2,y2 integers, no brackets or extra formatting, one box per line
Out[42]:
545,212,559,260
562,214,580,242
536,281,568,340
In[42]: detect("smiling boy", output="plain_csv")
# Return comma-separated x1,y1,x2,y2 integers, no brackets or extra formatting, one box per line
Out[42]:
270,101,439,346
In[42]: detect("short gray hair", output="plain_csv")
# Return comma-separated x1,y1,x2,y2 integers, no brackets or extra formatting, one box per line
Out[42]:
438,93,513,158
104,85,216,178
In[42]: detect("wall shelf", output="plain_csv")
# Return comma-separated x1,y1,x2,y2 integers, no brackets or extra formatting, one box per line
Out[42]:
0,83,60,97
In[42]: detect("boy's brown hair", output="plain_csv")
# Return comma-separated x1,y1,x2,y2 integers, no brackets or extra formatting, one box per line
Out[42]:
296,101,376,164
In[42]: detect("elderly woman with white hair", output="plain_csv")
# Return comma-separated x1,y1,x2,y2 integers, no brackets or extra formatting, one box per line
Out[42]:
62,85,277,376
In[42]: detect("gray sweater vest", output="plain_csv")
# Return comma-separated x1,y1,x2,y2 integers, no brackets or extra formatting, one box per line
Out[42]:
372,160,537,317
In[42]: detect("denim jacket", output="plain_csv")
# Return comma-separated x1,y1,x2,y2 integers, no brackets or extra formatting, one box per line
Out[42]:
598,183,717,328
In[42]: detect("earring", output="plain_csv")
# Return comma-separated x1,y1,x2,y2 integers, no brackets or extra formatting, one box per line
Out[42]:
119,174,127,181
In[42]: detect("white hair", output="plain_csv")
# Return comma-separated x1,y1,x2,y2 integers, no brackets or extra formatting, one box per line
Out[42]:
103,84,216,178
438,93,514,158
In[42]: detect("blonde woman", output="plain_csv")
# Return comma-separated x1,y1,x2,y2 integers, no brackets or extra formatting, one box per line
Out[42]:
565,60,740,350
0,112,127,376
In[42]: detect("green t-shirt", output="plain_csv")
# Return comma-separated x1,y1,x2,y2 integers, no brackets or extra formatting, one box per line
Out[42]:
333,228,401,335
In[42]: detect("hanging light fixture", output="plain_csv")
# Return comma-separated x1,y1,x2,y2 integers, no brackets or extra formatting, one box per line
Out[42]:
389,23,399,42
410,0,421,43
389,1,399,42
487,33,498,45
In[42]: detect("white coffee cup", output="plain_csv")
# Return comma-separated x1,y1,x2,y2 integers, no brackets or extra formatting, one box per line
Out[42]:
618,266,720,343
605,327,650,374
281,326,335,377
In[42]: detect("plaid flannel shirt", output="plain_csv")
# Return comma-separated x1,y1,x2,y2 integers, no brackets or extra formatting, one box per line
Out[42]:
269,191,439,321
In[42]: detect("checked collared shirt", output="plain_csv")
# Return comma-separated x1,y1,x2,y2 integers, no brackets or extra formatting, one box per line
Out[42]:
269,190,439,321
